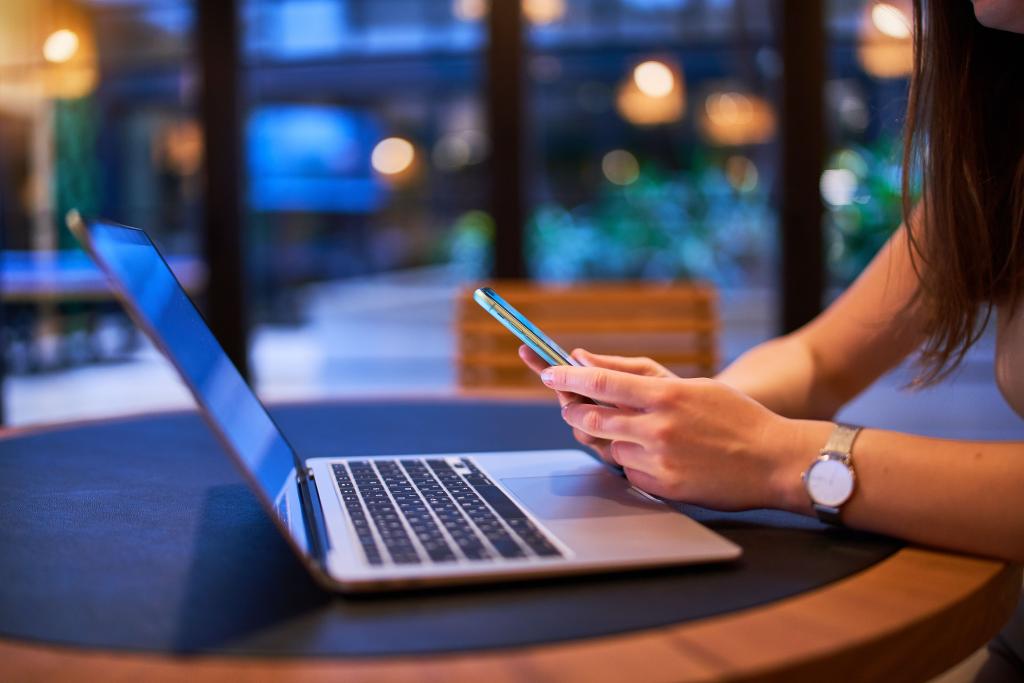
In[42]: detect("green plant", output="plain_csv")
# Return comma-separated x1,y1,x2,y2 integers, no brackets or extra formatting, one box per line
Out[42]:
526,159,774,286
823,136,910,286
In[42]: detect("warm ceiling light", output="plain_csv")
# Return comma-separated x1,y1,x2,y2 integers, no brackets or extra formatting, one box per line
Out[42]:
523,0,566,26
371,137,416,176
859,2,913,78
632,60,674,98
706,92,753,124
870,3,911,39
699,91,776,146
452,0,488,22
453,0,566,26
616,60,685,126
42,29,80,64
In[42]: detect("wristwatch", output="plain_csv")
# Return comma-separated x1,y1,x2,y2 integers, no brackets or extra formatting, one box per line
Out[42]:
802,423,862,525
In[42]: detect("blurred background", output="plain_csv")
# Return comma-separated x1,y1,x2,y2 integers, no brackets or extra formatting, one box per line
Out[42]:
0,0,1019,440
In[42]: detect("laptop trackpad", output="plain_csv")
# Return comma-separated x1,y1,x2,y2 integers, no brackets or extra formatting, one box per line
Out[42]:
500,474,664,520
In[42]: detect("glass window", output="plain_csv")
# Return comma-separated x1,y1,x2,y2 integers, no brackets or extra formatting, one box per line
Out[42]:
824,0,911,289
242,0,489,397
526,0,781,359
1,0,200,424
2,0,922,427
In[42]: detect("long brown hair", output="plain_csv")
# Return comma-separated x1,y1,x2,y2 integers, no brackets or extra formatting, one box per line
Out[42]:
903,0,1024,385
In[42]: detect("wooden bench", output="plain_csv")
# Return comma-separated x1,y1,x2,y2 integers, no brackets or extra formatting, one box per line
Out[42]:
456,281,718,392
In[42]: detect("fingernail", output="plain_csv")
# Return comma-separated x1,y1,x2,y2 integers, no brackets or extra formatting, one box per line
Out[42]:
561,402,570,415
540,369,554,385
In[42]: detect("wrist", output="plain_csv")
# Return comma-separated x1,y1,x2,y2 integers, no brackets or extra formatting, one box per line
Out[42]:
766,418,835,514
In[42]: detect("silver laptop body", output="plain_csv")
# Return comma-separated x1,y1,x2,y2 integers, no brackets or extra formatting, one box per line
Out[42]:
70,214,740,593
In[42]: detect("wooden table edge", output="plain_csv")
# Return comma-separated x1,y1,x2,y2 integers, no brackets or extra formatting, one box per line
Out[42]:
2,548,1017,683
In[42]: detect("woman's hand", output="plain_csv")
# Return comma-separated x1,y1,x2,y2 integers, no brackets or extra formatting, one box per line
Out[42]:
517,346,677,464
538,362,822,511
518,346,677,382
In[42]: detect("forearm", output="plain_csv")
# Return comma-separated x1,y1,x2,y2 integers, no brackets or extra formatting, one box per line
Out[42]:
715,336,847,420
768,420,1024,563
717,227,927,420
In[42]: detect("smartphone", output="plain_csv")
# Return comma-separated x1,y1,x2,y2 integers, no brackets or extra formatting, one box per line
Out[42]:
472,287,580,369
472,286,626,476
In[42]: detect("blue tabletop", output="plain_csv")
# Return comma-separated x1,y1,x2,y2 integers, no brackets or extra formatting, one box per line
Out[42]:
0,398,902,656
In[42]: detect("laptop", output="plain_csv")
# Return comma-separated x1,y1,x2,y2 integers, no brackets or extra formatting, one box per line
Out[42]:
68,213,740,592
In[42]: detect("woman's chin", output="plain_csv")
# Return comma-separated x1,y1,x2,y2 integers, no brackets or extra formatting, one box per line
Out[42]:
971,0,1024,34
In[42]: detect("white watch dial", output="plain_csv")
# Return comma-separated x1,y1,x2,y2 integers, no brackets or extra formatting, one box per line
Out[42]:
806,458,854,507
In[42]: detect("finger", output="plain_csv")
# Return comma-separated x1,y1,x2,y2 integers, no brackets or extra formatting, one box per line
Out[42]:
572,427,605,447
622,468,675,500
518,346,577,407
591,445,617,466
542,366,661,408
573,349,663,376
562,402,648,442
572,429,617,463
607,440,649,470
518,345,550,375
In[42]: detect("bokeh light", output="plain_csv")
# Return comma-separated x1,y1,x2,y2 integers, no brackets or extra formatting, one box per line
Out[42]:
699,91,776,146
523,0,566,26
871,3,911,39
836,92,869,133
453,0,566,24
159,120,203,176
434,136,471,171
452,0,488,22
371,137,416,176
433,130,488,171
42,29,79,64
820,168,858,206
725,155,759,193
616,59,685,126
632,60,674,98
601,149,640,186
858,1,913,78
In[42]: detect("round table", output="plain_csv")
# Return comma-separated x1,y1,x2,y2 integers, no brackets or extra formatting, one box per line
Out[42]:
0,397,1018,682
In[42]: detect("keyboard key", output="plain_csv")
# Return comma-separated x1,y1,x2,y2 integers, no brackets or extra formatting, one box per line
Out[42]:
332,464,384,566
337,462,421,565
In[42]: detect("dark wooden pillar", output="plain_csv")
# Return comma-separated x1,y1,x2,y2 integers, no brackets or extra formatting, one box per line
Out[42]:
196,0,249,377
778,0,826,332
487,0,527,278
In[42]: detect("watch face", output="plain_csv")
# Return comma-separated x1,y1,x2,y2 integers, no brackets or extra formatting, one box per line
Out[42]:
806,458,854,507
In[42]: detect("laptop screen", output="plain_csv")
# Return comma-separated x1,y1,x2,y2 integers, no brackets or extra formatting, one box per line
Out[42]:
78,219,312,553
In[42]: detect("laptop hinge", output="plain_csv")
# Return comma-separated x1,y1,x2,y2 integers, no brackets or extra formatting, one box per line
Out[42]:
296,466,331,565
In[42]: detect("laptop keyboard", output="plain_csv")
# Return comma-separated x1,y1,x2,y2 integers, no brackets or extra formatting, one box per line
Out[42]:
331,458,565,566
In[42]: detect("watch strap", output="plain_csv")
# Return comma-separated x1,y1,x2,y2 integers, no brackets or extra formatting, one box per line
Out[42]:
822,422,861,459
812,503,842,525
810,423,862,526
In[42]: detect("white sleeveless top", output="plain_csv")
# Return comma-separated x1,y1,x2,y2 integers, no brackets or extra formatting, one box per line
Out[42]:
996,303,1024,420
